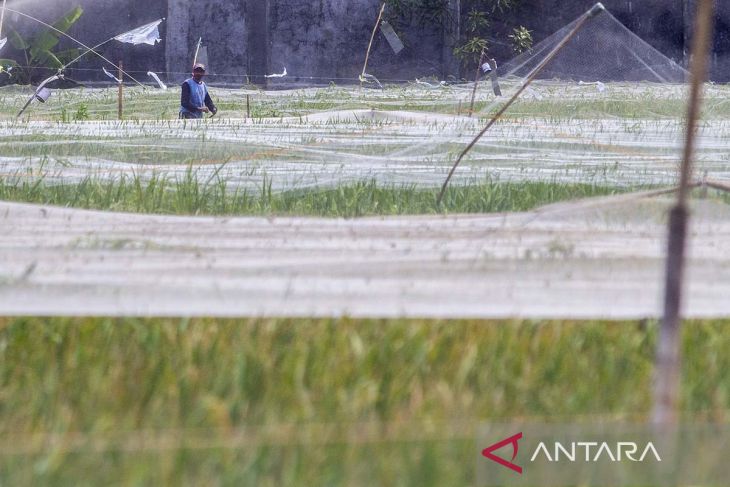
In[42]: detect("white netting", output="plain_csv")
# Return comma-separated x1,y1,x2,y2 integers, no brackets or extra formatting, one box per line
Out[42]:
0,3,728,319
1,80,729,193
499,6,688,83
0,191,728,318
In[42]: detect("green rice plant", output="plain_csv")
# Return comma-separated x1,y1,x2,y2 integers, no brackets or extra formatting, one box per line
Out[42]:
0,173,633,217
0,317,727,485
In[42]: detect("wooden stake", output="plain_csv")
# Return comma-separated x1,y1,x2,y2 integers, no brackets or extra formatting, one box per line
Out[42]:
468,49,486,117
0,0,7,41
361,3,386,86
488,59,502,97
246,94,251,119
437,3,605,204
117,61,123,120
653,0,715,427
193,37,202,68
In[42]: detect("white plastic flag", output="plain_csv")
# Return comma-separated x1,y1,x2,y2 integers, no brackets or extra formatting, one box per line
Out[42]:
380,21,404,54
114,19,163,46
0,37,6,53
265,67,287,78
147,71,167,90
481,62,492,73
102,67,121,83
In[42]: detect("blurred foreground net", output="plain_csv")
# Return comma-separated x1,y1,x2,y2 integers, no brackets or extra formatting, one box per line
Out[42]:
0,190,728,318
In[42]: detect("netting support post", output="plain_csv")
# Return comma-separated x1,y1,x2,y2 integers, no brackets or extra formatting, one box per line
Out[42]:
654,206,687,426
361,3,386,87
0,0,7,41
118,61,124,120
437,2,605,205
652,0,715,427
488,59,502,97
468,49,486,117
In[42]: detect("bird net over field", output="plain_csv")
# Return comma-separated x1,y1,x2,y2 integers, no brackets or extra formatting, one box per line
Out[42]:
499,7,689,83
0,4,726,198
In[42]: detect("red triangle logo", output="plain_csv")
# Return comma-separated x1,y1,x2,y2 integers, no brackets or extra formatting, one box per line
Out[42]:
482,432,523,474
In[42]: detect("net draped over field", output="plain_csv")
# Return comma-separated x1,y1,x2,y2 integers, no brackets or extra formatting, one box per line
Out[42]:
1,192,729,318
0,5,729,318
2,82,730,193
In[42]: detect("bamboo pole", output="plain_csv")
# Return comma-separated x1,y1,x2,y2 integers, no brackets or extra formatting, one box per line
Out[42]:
652,0,716,427
488,59,502,96
117,61,124,120
437,3,606,205
468,49,486,117
361,3,386,86
193,37,202,68
704,179,730,193
0,0,7,41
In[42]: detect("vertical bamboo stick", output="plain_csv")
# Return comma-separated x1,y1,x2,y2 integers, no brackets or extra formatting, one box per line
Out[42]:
0,0,7,41
117,61,124,120
468,49,486,117
653,0,715,426
488,59,502,96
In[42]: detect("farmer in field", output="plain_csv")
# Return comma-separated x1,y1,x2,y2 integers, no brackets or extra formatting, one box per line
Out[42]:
179,63,217,119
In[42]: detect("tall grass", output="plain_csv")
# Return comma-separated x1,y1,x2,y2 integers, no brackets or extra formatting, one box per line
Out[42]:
0,317,728,485
0,174,631,217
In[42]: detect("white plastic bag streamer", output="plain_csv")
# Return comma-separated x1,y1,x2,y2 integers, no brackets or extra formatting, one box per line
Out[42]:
265,67,287,78
147,71,167,90
359,72,383,89
380,21,404,54
102,67,121,84
114,19,163,46
0,37,7,53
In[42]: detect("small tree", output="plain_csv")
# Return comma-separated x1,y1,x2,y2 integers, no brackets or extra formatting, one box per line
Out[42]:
454,0,532,67
0,6,84,85
383,0,532,76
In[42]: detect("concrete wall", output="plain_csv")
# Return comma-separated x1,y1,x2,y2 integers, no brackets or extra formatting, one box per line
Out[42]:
264,0,455,86
166,0,249,84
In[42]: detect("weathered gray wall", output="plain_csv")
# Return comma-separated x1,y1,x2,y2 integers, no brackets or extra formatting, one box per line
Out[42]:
5,0,730,83
266,0,457,85
166,0,249,84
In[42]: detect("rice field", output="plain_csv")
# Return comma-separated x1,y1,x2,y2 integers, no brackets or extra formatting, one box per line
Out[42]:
1,82,730,198
1,80,729,485
0,317,728,486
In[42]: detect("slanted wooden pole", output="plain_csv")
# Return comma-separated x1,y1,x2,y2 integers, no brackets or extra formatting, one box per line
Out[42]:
361,2,386,87
117,61,124,120
652,0,715,427
437,3,606,204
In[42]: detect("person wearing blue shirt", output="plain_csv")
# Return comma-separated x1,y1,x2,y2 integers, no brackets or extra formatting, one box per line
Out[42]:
179,64,217,119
